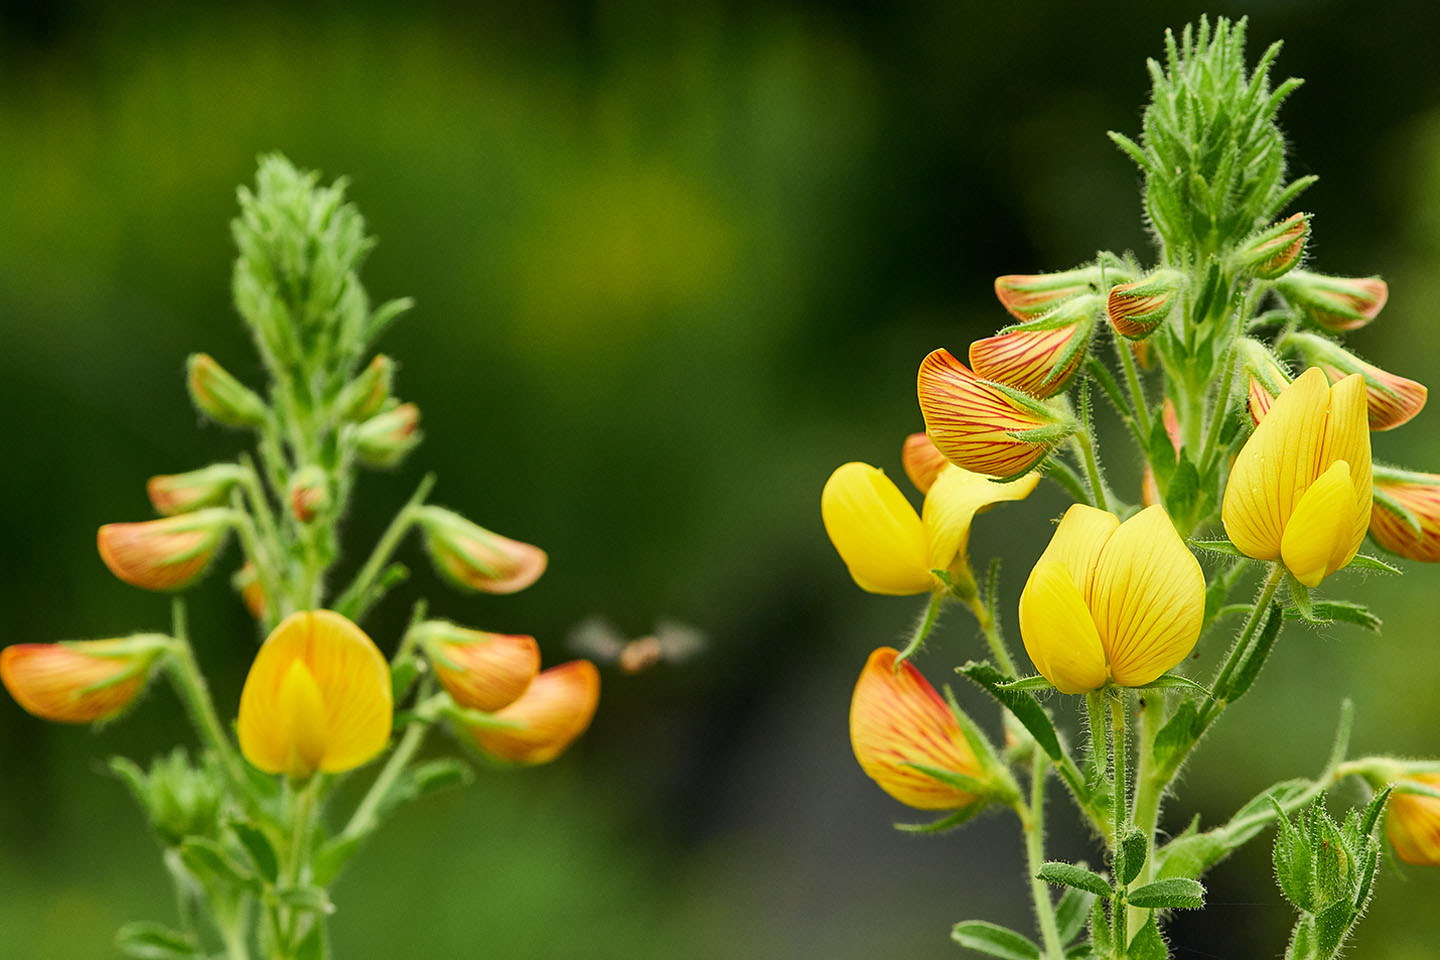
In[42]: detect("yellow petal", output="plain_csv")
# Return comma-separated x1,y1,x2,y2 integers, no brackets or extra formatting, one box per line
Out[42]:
237,610,393,777
1223,367,1331,559
1386,774,1440,866
1280,461,1358,588
277,660,329,779
1018,561,1107,694
821,463,933,595
849,647,983,809
1035,504,1120,599
921,465,1040,573
1317,373,1372,572
1087,505,1205,687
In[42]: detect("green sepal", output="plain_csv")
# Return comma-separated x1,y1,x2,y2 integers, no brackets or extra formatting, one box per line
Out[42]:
893,802,988,835
994,675,1055,692
903,762,992,799
1343,553,1402,575
958,662,1066,770
951,920,1041,959
1222,601,1283,704
1126,877,1205,910
1130,673,1212,697
1188,538,1247,557
1287,574,1315,620
1371,484,1423,538
114,921,204,960
1284,600,1381,633
1037,862,1113,899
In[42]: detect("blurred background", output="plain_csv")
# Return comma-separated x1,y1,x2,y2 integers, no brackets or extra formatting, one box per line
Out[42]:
3,1,1440,956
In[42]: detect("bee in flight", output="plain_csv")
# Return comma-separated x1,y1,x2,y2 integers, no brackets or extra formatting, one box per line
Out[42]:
565,617,706,674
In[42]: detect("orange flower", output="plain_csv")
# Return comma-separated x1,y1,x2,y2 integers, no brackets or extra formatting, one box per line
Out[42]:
1106,270,1182,339
1370,466,1440,563
415,506,547,594
901,432,949,494
1237,212,1309,280
97,510,233,591
462,661,600,765
1,637,168,724
146,464,244,516
968,297,1096,399
849,647,985,810
1277,270,1388,332
417,621,540,712
1284,332,1427,432
917,348,1073,479
993,269,1097,321
1386,774,1440,866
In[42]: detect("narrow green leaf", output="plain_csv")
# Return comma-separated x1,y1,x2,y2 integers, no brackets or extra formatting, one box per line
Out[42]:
1152,701,1198,774
1037,862,1113,899
959,662,1064,765
894,802,987,834
951,921,1041,960
1127,877,1205,909
1286,600,1382,633
1224,601,1283,703
1132,674,1212,697
114,922,203,960
178,836,256,890
1189,538,1246,557
1054,887,1095,945
229,820,279,885
1344,553,1402,575
994,675,1055,692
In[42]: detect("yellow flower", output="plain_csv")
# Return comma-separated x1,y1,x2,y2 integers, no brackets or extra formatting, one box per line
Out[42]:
1386,774,1440,866
849,647,986,810
1018,504,1204,693
1,637,167,724
237,610,392,780
1221,367,1372,587
821,461,1039,596
462,660,600,765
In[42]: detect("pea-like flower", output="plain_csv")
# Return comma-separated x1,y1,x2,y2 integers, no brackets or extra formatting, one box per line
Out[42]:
415,506,548,595
1222,367,1372,587
415,620,540,712
461,660,600,765
849,647,991,810
1,636,168,724
237,610,392,780
900,432,949,494
821,461,1038,596
1018,504,1204,694
97,510,234,592
1369,466,1440,563
968,296,1097,399
1386,774,1440,866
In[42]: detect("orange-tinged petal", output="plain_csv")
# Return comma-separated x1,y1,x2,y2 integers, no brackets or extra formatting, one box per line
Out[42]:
467,660,600,765
1280,461,1357,588
1086,505,1204,686
97,510,233,591
1370,470,1440,562
901,433,949,494
993,271,1094,320
968,322,1088,399
237,610,392,778
421,625,540,712
0,639,162,724
1018,561,1107,694
821,463,933,595
921,465,1039,575
416,506,547,595
1387,774,1440,866
1034,504,1120,600
917,349,1069,479
849,647,983,809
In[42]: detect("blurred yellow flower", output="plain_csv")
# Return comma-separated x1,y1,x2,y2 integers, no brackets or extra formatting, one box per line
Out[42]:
1018,504,1204,693
1222,367,1372,587
237,610,392,780
1386,774,1440,866
821,460,1038,596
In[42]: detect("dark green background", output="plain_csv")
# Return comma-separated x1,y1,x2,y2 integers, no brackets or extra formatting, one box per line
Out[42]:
2,1,1438,956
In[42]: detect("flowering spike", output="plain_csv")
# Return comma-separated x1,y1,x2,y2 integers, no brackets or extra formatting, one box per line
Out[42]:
1106,270,1183,339
917,349,1074,479
901,433,948,494
1284,331,1427,431
1222,368,1372,584
1386,774,1440,866
186,354,268,429
147,464,245,516
992,268,1100,321
969,296,1097,398
97,509,233,592
462,660,600,765
415,506,547,595
1,636,169,724
849,647,992,810
416,621,540,712
354,402,422,467
337,355,395,422
1236,212,1310,279
1277,270,1388,332
236,610,392,779
1369,466,1440,562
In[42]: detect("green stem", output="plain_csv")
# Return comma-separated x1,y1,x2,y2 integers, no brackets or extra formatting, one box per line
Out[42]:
1126,695,1164,936
895,589,945,665
1021,751,1065,960
237,455,285,572
962,592,1017,678
1086,691,1107,782
1086,356,1147,451
228,508,284,627
1074,427,1108,513
340,706,433,844
1199,562,1285,733
1114,332,1152,439
1044,458,1093,506
163,607,250,798
332,473,436,620
1110,691,1129,953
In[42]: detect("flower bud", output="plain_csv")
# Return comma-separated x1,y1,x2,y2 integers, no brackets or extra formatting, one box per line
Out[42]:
1277,270,1388,332
233,563,268,619
147,464,245,516
1106,270,1183,339
337,355,395,422
1284,332,1427,431
97,509,233,592
1386,774,1440,866
901,432,948,494
415,506,548,595
1235,212,1310,279
354,402,421,467
186,354,268,429
1369,465,1440,563
968,296,1097,399
917,348,1074,479
1236,337,1292,425
415,621,540,712
1,635,169,724
111,748,223,847
288,465,330,523
993,268,1099,321
460,660,600,765
850,647,995,810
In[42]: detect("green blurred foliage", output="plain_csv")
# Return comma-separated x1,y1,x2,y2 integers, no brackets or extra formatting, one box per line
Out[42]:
1,1,1439,956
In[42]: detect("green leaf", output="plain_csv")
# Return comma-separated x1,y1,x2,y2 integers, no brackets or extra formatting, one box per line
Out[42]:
1037,862,1112,899
1118,829,1148,886
1089,898,1112,955
108,756,152,812
1359,786,1393,837
1126,918,1169,960
994,675,1055,692
1131,674,1212,697
312,832,366,887
894,802,988,834
958,662,1064,766
1054,887,1095,945
1163,456,1199,523
114,922,203,960
390,656,421,703
178,836,256,890
1344,553,1401,575
229,820,279,885
1064,945,1095,960
1271,797,1314,911
1286,600,1382,633
1223,601,1283,703
951,921,1041,959
293,915,329,960
275,884,334,914
1189,538,1246,557
1126,877,1205,909
1151,701,1198,775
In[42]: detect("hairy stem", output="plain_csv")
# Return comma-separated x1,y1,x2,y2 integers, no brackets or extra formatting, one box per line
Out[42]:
332,473,436,620
1021,751,1065,960
895,589,945,665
